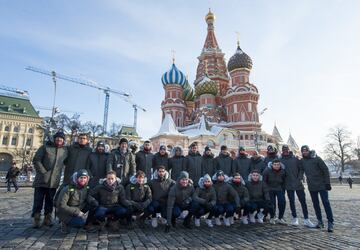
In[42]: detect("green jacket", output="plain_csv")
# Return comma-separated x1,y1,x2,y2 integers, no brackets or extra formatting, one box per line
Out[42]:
233,155,252,180
215,153,233,176
246,179,270,202
107,149,136,185
280,153,304,191
32,144,68,188
126,175,152,209
193,176,216,206
300,153,330,192
229,177,249,206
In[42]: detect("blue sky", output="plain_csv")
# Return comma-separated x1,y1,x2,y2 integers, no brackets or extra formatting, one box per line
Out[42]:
1,0,359,152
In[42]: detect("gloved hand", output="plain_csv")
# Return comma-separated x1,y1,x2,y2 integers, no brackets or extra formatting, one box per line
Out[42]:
325,184,332,191
164,224,171,233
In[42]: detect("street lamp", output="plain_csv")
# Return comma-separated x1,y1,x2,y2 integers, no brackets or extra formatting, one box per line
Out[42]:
254,108,268,152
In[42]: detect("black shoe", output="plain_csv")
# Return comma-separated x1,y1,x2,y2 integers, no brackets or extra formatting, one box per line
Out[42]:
327,222,334,232
14,188,18,193
183,215,193,229
316,221,324,229
171,217,176,228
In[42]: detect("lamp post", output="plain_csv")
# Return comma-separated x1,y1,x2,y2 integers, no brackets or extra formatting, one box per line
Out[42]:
254,108,268,152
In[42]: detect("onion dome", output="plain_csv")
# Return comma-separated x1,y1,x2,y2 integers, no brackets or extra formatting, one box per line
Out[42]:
227,45,253,72
205,8,215,23
161,63,186,87
183,79,195,101
195,74,218,96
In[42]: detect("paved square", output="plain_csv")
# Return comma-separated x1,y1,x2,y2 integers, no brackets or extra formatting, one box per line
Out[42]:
0,185,359,249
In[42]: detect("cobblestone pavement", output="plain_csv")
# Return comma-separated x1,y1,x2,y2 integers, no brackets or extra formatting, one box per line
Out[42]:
0,185,359,249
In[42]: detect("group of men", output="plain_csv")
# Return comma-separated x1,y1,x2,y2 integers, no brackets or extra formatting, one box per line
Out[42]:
31,130,334,233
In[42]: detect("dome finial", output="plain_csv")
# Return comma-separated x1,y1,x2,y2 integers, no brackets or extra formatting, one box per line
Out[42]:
236,31,240,47
171,49,176,64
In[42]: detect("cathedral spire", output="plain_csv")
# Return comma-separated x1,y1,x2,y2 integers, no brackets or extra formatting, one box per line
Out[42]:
203,8,219,50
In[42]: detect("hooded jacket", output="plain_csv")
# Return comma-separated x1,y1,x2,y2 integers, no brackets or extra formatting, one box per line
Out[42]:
86,150,109,187
280,153,304,191
202,152,216,177
168,148,186,180
233,153,252,180
263,162,286,191
212,174,240,206
246,175,270,201
33,143,68,189
300,151,330,192
56,173,92,224
135,149,154,180
193,175,217,207
215,152,233,177
166,175,195,224
126,175,152,209
250,156,266,174
185,151,203,186
89,177,132,208
152,152,169,171
228,176,249,206
149,170,175,204
107,148,136,186
63,142,92,185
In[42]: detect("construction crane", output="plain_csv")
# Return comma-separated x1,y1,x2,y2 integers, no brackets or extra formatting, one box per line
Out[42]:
114,95,146,131
34,106,84,115
25,66,131,134
0,84,29,98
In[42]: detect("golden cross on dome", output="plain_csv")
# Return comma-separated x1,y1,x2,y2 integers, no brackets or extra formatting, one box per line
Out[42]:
236,31,240,47
171,49,176,63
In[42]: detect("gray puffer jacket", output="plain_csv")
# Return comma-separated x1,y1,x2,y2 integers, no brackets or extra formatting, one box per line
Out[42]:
193,175,217,206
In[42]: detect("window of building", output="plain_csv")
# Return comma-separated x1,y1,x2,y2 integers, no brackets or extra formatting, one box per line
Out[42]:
26,138,32,146
4,126,10,132
2,136,8,145
28,128,34,133
245,135,249,140
13,126,20,132
248,103,252,112
241,112,245,121
234,104,237,113
240,135,243,140
11,137,17,146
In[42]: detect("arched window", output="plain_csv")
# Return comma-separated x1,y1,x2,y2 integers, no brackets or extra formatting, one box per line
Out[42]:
4,126,10,132
26,138,32,146
11,137,17,146
13,126,19,132
2,136,8,145
28,128,34,133
245,135,249,140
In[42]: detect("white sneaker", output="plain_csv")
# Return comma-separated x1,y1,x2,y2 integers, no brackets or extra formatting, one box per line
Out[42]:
269,218,276,224
229,216,234,225
224,218,231,227
159,217,167,225
180,210,188,219
215,217,222,226
249,212,256,223
257,217,264,224
195,218,201,227
241,216,249,225
206,219,213,228
291,217,299,226
257,211,264,221
304,218,316,228
151,218,158,228
277,218,287,225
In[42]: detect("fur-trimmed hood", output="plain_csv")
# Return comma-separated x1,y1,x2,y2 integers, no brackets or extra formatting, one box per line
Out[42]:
129,174,148,185
198,174,213,189
227,175,246,186
71,172,90,186
212,173,231,183
267,161,285,170
248,173,263,182
171,146,184,157
99,177,122,185
152,169,170,181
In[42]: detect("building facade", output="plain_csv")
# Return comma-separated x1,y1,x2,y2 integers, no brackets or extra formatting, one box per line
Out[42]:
151,10,299,156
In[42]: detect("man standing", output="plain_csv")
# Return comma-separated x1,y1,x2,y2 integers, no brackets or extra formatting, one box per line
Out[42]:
168,147,186,181
201,146,216,177
186,143,202,187
32,131,68,228
280,145,315,227
347,176,353,189
6,161,20,192
215,145,233,177
86,141,109,188
264,145,279,166
107,138,136,186
300,145,334,232
63,133,92,185
250,151,266,174
135,140,154,180
233,146,252,180
152,145,169,171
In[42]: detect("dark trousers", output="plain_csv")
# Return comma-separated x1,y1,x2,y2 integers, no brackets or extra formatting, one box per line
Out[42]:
7,179,18,191
94,206,128,222
244,200,272,215
171,203,192,219
287,190,309,219
269,190,286,219
191,201,216,219
309,190,334,223
145,200,166,218
210,203,235,218
32,187,57,216
68,216,86,228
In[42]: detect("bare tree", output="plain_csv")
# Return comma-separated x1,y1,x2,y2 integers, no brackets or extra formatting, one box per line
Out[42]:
83,121,103,147
109,122,122,137
55,113,83,143
354,136,360,161
13,148,35,169
324,125,353,173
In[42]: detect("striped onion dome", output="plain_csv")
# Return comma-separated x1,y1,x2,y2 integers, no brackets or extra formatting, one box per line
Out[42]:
161,63,186,87
183,79,195,101
195,74,218,96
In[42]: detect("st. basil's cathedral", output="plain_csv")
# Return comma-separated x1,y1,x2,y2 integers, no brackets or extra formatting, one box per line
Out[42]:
150,9,299,156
